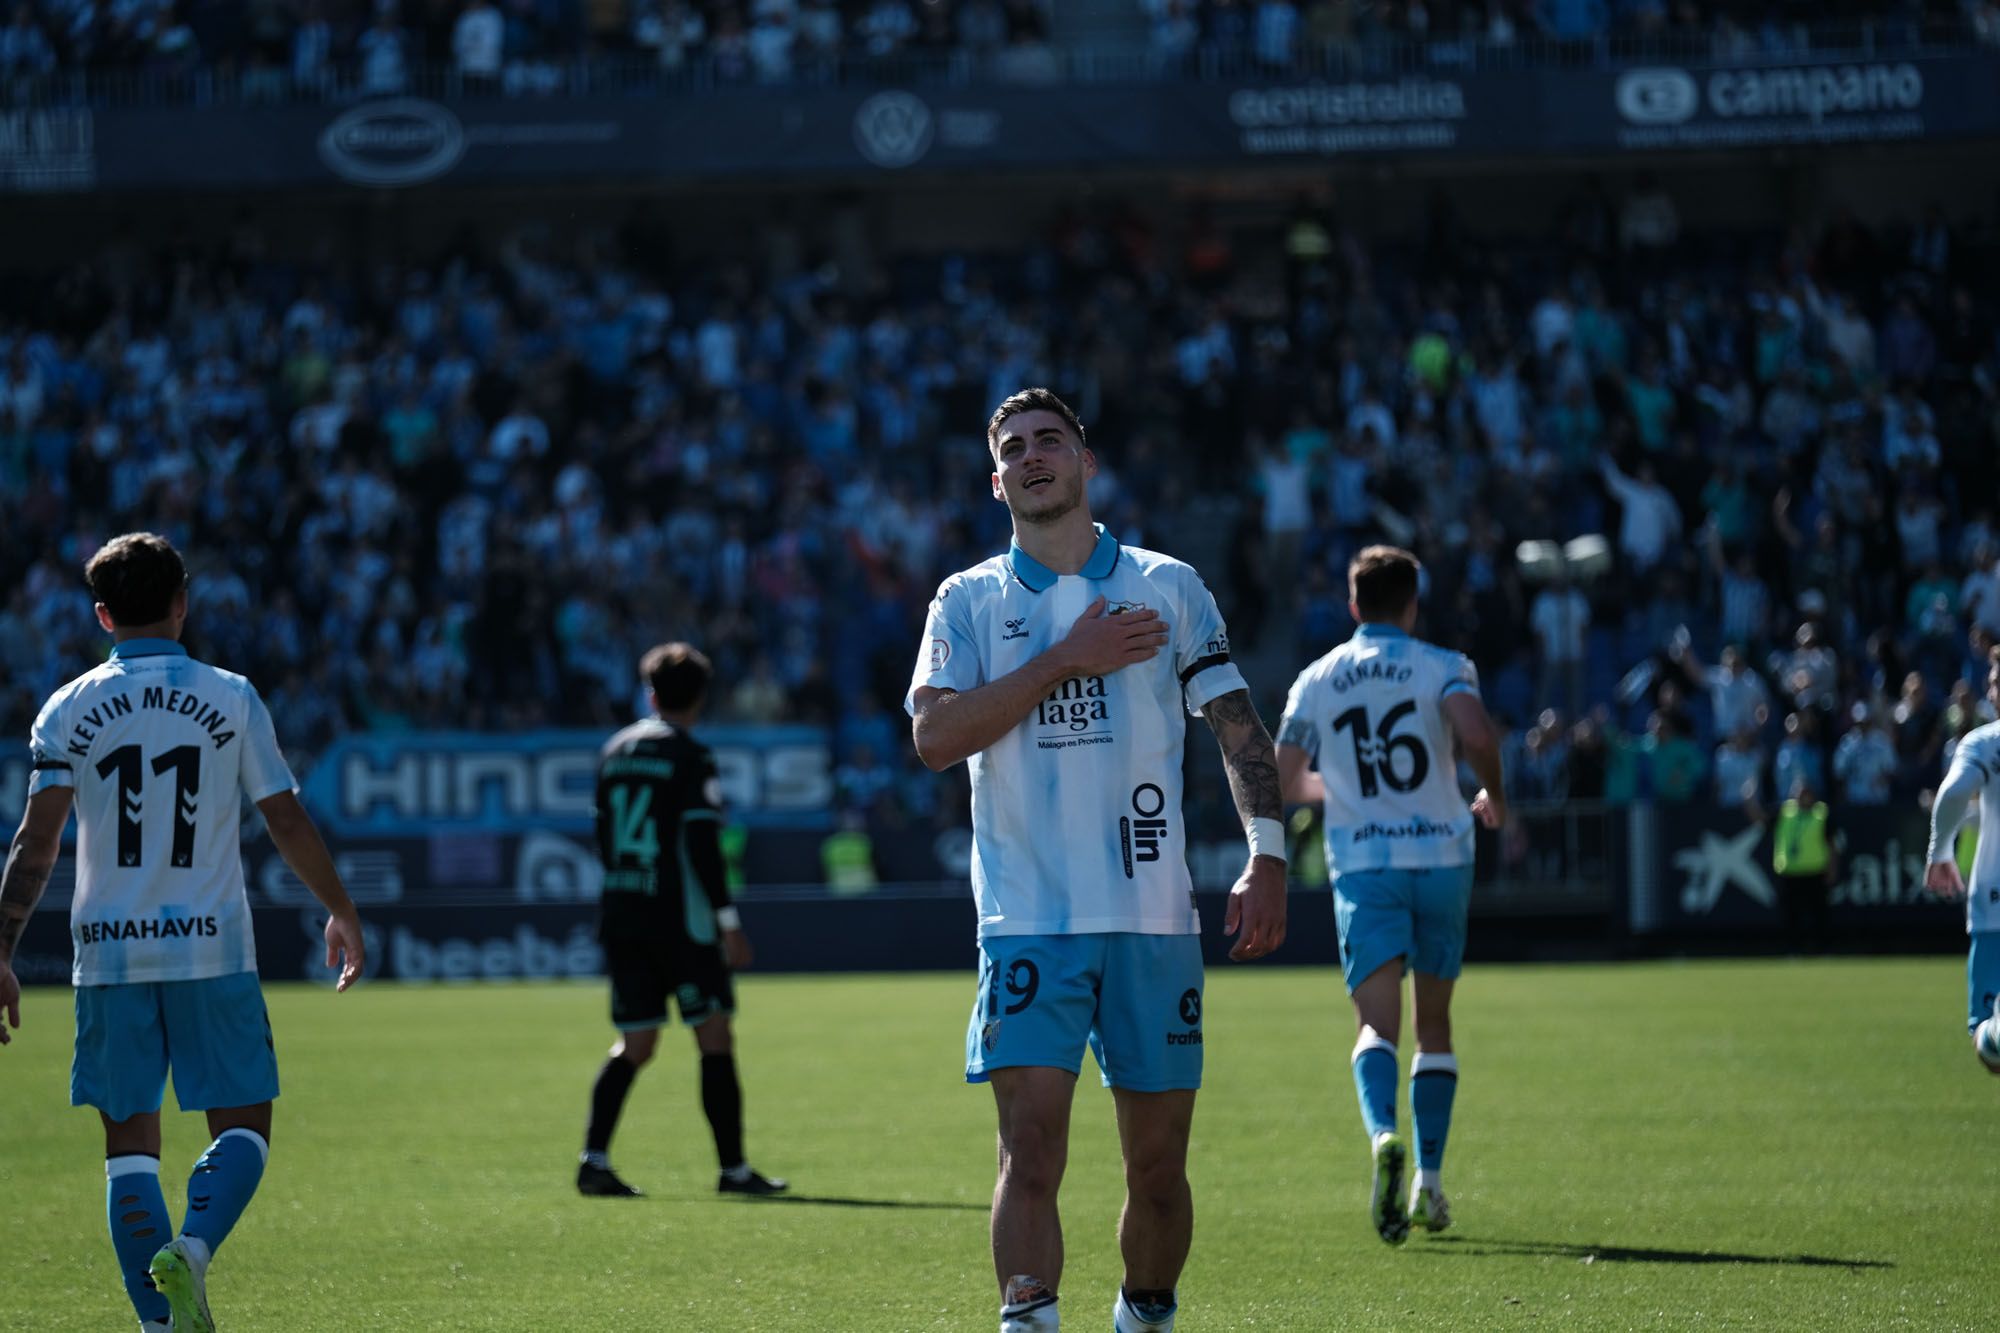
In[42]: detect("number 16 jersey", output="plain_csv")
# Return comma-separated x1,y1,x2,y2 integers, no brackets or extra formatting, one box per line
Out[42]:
27,639,297,986
1278,624,1480,874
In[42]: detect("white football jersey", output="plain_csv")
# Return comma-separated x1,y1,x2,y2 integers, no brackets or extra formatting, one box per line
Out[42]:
27,639,296,985
906,525,1246,938
1930,721,2000,934
1280,624,1480,873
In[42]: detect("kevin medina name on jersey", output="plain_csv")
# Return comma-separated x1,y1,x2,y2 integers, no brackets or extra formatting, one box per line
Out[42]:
55,683,242,758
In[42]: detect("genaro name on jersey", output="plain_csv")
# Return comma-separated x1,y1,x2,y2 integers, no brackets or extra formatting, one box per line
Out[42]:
906,526,1246,938
1281,624,1481,872
27,639,295,985
1943,720,2000,934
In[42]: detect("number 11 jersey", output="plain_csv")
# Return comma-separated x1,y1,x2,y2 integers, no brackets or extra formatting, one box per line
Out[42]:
27,639,296,986
1278,624,1481,874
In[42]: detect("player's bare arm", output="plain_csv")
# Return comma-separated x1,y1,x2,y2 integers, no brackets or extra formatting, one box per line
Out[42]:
0,787,73,1044
911,595,1170,770
1203,688,1288,962
1442,693,1507,829
256,790,366,991
685,813,751,969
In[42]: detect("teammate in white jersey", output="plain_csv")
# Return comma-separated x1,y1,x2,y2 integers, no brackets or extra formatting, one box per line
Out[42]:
1276,546,1504,1244
908,388,1287,1333
0,533,364,1333
1923,645,2000,1072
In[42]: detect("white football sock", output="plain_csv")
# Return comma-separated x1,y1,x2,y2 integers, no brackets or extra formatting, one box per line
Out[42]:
1001,1275,1058,1330
176,1235,212,1271
1114,1289,1176,1331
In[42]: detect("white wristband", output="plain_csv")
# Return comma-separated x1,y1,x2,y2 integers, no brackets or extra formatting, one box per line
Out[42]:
1247,816,1288,863
716,905,741,931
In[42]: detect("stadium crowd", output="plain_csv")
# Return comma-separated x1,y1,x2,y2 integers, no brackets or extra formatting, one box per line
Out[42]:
1141,0,1998,63
0,0,1059,91
0,187,1995,828
2,0,1991,93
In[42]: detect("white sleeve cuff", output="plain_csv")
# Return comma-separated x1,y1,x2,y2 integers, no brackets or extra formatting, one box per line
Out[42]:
1184,661,1249,717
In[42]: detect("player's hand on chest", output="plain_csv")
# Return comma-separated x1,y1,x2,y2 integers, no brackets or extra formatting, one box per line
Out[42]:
997,589,1172,681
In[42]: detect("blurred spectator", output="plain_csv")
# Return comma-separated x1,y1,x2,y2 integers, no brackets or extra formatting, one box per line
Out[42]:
1598,454,1681,573
1774,711,1826,802
1771,623,1840,717
1891,671,1943,790
1713,725,1765,809
454,0,504,89
293,0,334,92
1832,705,1897,805
1676,641,1771,737
1530,579,1589,711
1505,709,1570,800
0,5,56,77
1619,173,1679,255
357,9,412,94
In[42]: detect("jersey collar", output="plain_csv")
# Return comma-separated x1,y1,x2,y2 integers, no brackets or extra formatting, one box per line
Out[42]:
1353,622,1407,639
110,638,189,659
1007,524,1120,594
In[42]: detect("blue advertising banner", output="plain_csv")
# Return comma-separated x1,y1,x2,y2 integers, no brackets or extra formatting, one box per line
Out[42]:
7,52,1995,195
1631,803,1965,936
1543,56,2000,154
298,726,834,835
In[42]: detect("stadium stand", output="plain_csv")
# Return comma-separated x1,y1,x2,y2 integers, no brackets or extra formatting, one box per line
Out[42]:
1,189,1994,827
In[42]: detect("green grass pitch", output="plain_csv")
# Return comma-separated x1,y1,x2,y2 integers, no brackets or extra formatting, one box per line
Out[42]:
4,958,1996,1330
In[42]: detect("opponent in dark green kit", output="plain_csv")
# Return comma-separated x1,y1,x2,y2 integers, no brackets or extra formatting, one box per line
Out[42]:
575,642,787,1199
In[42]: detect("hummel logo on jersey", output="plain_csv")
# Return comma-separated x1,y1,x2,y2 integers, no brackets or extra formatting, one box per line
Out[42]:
1002,617,1029,640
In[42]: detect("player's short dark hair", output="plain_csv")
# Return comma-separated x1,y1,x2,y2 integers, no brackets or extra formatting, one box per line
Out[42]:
987,388,1085,458
84,532,187,627
642,642,713,712
1349,545,1422,620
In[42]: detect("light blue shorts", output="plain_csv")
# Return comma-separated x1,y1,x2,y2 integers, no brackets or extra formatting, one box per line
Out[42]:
1968,931,2000,1033
966,933,1204,1092
73,972,280,1123
1333,864,1477,992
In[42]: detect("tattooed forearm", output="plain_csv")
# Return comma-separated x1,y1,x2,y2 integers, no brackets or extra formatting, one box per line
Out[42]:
1205,689,1283,823
0,849,54,962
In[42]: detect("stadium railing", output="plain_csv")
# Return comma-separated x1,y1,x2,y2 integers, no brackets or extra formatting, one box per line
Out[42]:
0,19,1984,110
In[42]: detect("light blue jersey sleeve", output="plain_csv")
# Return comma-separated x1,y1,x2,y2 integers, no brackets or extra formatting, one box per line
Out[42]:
906,576,986,714
1172,568,1246,716
1437,649,1481,702
27,692,75,796
237,682,297,803
1277,667,1321,762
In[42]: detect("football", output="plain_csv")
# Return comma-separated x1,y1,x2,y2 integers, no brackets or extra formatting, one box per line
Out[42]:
1976,1018,2000,1072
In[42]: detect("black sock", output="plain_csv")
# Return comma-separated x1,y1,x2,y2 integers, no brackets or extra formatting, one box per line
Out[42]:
700,1052,744,1170
585,1055,639,1155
